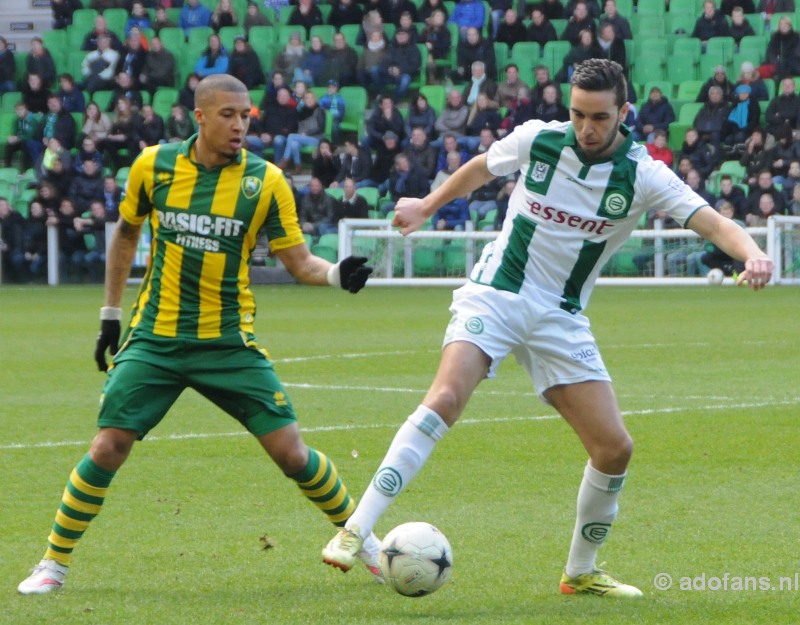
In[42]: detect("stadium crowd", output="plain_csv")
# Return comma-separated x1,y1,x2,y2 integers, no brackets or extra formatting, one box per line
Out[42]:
1,0,799,283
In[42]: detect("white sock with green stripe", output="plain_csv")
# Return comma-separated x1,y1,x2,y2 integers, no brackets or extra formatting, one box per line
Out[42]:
565,460,626,579
346,405,448,539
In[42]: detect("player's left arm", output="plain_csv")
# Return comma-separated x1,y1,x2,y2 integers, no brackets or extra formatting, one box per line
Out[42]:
274,243,373,293
686,205,774,290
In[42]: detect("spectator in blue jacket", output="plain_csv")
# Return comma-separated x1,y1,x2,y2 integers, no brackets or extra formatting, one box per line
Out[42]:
633,86,676,142
319,79,345,143
180,0,213,36
434,196,470,230
194,34,229,78
449,0,485,40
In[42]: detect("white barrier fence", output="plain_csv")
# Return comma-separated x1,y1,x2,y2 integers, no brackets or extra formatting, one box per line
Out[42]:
338,216,800,287
2,217,798,286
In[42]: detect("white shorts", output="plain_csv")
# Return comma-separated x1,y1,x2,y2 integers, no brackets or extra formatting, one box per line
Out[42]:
442,282,611,401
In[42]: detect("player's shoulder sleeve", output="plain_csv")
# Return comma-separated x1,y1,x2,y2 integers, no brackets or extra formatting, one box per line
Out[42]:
486,119,551,177
636,156,709,228
258,162,306,252
118,144,160,225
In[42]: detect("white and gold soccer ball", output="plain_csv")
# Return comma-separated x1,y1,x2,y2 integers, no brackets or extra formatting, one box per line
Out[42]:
378,522,453,597
707,268,725,285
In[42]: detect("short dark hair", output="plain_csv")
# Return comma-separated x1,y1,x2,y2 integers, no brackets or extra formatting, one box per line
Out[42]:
571,58,627,108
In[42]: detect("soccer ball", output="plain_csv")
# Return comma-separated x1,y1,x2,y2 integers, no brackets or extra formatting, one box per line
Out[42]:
378,522,453,597
707,268,725,285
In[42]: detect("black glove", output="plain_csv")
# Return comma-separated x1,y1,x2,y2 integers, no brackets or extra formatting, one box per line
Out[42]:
337,256,373,294
94,308,122,372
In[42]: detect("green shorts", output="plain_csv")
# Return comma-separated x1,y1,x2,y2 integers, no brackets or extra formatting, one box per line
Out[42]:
98,332,297,438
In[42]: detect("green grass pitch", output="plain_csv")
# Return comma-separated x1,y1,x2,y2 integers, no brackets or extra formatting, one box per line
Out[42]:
2,284,798,625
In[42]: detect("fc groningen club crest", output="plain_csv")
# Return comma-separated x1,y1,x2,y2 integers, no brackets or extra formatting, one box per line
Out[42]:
531,161,550,183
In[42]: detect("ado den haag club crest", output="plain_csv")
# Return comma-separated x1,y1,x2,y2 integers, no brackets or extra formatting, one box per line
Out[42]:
241,176,262,199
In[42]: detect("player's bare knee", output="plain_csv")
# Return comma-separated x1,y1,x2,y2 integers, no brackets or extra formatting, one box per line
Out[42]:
89,429,135,470
593,434,633,473
424,386,464,425
274,443,310,476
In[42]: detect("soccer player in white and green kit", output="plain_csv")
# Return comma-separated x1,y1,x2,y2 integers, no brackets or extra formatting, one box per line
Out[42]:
323,60,774,597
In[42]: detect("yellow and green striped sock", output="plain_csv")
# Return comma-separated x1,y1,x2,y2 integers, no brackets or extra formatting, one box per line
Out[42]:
43,454,116,566
290,449,355,527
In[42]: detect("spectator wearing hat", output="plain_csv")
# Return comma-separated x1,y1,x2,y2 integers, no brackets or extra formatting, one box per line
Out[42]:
722,84,760,149
363,131,403,191
697,65,735,104
735,61,769,102
228,36,264,89
319,79,345,144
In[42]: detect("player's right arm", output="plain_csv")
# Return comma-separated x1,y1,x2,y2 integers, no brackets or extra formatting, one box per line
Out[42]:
95,148,155,371
393,153,496,236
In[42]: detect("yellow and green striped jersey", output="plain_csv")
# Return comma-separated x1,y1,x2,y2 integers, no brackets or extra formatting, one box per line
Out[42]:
119,135,305,339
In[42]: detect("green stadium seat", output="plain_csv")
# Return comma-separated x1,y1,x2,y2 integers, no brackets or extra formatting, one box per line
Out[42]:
158,27,186,62
309,24,336,45
744,14,765,36
633,58,665,85
542,40,571,79
338,85,368,137
678,101,704,124
188,26,215,50
667,52,699,84
419,84,445,114
614,0,634,17
550,19,567,39
635,37,668,60
736,35,766,65
637,0,665,15
356,187,380,209
667,0,698,18
279,4,296,24
325,187,344,201
719,159,746,181
677,79,704,101
103,8,128,39
509,42,541,83
1,91,21,112
643,80,674,99
665,14,697,38
219,26,245,51
409,44,428,91
42,29,67,61
706,36,736,64
152,88,178,119
494,41,509,75
91,90,114,112
71,8,99,41
339,24,361,47
632,15,665,38
672,36,702,62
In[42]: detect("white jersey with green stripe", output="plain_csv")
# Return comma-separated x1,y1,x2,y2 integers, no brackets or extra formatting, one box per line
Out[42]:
473,119,709,313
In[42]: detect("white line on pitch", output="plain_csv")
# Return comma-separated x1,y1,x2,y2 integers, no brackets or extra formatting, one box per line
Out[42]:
2,398,796,452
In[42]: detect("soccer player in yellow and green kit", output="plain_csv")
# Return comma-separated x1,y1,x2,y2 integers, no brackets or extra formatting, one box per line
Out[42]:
18,74,381,594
